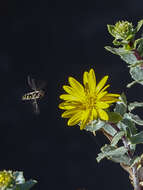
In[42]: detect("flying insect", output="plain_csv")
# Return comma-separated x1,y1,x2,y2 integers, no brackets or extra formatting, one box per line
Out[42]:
22,76,46,114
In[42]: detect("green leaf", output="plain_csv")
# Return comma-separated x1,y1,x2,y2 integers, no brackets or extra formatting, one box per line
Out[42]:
135,19,143,33
114,103,127,116
120,92,127,105
13,172,25,184
127,113,143,126
102,123,117,136
111,131,125,146
117,121,127,132
107,24,115,37
108,112,122,123
11,172,37,190
128,60,143,68
14,180,37,190
127,80,140,88
105,46,139,65
85,119,105,133
130,66,143,85
130,131,143,144
126,34,134,41
128,101,143,112
123,114,138,133
113,39,122,46
120,52,138,64
134,38,143,49
114,93,127,116
104,146,128,157
105,46,127,55
96,145,128,163
117,116,137,138
109,154,131,165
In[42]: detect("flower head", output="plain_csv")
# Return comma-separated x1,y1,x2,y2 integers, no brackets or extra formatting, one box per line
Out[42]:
0,170,14,190
114,21,134,40
59,69,120,130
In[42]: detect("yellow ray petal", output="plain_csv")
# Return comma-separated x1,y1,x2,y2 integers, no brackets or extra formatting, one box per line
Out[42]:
101,95,120,102
100,84,110,93
105,93,120,97
60,94,82,102
59,102,76,110
80,109,90,130
106,100,119,103
96,101,110,109
98,109,109,121
67,111,83,126
90,108,97,121
93,108,98,120
96,76,108,94
83,71,89,86
88,69,96,94
63,85,85,100
97,91,108,100
63,85,73,94
62,109,80,118
101,99,119,104
68,77,84,94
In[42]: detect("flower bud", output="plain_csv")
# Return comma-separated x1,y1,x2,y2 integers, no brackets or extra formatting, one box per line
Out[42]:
114,21,134,40
0,170,14,190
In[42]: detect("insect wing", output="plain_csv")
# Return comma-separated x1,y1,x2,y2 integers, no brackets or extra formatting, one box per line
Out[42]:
27,76,37,90
32,99,40,114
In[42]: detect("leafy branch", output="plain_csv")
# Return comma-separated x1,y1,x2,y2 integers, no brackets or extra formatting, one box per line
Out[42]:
105,19,143,87
59,19,143,190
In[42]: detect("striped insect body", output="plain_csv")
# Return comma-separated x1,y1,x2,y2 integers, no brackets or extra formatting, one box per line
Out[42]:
22,76,46,114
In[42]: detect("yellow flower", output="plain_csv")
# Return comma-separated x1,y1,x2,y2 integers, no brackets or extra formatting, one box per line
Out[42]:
59,69,120,130
0,170,14,189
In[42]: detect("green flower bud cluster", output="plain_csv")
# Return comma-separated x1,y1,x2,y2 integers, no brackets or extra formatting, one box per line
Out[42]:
105,19,143,86
0,170,14,190
107,21,135,47
107,19,143,48
113,21,134,40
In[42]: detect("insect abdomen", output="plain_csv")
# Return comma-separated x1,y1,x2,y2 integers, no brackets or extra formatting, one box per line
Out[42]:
22,91,43,100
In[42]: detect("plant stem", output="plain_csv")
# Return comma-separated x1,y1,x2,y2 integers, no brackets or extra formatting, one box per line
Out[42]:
110,123,141,190
122,134,141,190
132,165,141,190
130,48,143,190
133,49,143,69
122,136,133,158
133,50,142,60
110,123,133,158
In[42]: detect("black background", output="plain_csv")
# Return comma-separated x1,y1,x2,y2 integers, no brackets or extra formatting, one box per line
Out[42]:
1,0,143,190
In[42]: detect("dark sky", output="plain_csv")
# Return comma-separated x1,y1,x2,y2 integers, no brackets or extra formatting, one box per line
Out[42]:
1,0,143,190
